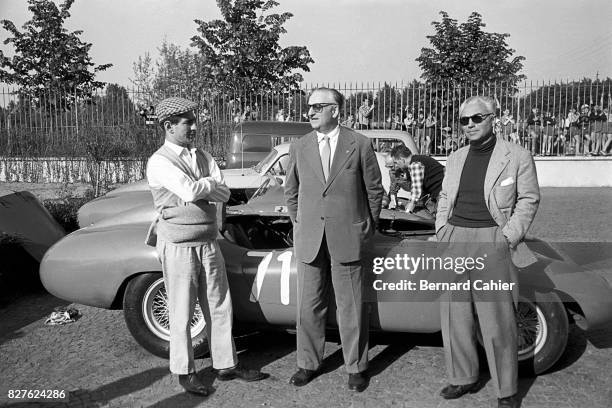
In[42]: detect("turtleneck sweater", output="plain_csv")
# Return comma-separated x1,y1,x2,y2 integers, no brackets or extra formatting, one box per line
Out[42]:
448,135,498,228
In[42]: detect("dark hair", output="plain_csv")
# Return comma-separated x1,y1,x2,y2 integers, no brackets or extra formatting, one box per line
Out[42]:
312,87,345,111
390,144,412,159
158,113,192,130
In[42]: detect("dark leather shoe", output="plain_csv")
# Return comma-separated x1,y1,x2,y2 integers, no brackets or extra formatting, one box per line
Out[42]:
289,368,317,387
439,382,479,399
216,363,266,382
498,394,519,408
348,372,368,392
178,373,210,396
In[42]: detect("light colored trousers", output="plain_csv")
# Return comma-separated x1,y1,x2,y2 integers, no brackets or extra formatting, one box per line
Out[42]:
437,224,518,399
157,239,237,374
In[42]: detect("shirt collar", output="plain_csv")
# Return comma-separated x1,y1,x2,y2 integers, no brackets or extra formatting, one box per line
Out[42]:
316,125,340,142
164,139,195,156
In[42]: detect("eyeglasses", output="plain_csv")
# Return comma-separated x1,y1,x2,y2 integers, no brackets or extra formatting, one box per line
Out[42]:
459,113,494,126
308,103,337,113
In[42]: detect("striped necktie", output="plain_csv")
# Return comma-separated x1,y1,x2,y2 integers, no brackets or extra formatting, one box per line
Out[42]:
321,135,331,181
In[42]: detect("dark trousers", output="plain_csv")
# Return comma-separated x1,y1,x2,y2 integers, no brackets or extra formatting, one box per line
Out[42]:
296,235,369,373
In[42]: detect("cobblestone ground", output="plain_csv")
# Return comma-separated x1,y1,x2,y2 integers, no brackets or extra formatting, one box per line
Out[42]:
1,188,611,408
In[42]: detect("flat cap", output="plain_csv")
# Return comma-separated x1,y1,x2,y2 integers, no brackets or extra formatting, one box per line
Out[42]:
156,97,198,123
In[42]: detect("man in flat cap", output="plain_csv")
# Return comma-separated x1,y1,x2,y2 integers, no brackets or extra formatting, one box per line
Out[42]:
146,97,265,396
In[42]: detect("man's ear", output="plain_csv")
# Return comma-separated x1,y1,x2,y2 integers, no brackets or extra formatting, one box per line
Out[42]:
332,107,340,119
163,120,173,133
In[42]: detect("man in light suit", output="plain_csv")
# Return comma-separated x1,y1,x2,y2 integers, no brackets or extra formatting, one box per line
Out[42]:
284,88,384,392
435,96,540,408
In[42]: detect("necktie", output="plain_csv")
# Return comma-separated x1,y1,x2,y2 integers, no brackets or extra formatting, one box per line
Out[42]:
321,135,331,181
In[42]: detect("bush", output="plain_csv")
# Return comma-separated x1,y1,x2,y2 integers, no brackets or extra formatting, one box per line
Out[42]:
42,184,96,233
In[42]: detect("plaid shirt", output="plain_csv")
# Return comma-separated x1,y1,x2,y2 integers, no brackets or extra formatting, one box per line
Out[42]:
407,161,425,203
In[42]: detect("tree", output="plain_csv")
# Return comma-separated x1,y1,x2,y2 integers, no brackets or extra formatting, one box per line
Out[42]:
417,11,525,86
0,0,112,107
191,0,313,93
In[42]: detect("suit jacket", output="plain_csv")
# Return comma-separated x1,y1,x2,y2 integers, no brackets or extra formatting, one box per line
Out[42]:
284,127,384,263
436,138,540,268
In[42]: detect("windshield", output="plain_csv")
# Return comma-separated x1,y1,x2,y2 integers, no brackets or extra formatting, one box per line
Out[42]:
253,150,278,173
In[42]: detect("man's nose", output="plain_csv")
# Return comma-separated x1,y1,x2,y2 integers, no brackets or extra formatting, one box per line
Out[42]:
190,123,197,131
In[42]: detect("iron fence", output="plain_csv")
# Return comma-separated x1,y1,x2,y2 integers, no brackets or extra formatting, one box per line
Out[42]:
1,79,611,158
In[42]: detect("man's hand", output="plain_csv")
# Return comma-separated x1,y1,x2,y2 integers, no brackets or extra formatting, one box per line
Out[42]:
388,196,397,210
405,201,415,214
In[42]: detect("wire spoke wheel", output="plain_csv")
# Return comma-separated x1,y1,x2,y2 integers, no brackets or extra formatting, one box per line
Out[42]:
142,277,206,341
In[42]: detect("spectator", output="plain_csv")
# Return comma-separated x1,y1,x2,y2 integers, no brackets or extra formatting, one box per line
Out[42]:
542,111,556,155
423,113,436,155
342,113,355,129
526,107,542,155
576,105,592,154
415,110,426,153
403,110,416,133
565,108,580,154
602,107,612,155
437,127,458,155
357,98,375,130
241,106,252,122
275,109,286,122
589,105,607,155
500,109,517,143
391,113,402,130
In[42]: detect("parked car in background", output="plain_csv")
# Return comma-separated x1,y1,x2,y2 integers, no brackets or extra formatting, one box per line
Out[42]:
226,121,311,170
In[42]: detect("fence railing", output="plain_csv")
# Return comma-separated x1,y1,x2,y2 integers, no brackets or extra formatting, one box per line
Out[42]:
1,79,611,158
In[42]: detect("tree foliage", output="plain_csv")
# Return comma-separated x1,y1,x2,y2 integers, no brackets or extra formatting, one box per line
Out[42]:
191,0,313,93
0,0,112,106
417,12,525,86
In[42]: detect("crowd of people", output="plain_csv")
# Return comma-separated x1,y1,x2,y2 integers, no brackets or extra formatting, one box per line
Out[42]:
339,102,612,157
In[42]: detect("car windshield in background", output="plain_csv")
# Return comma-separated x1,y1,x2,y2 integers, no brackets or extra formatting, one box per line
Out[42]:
253,150,278,173
249,177,282,201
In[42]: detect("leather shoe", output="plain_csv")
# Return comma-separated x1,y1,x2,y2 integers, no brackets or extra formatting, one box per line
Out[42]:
348,372,368,392
216,363,266,382
289,368,317,387
178,373,210,396
498,394,519,408
439,382,479,399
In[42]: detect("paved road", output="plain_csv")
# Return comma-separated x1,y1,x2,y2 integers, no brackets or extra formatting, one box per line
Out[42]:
1,188,611,408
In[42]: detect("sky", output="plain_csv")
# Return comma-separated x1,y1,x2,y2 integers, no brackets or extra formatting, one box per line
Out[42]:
0,0,611,88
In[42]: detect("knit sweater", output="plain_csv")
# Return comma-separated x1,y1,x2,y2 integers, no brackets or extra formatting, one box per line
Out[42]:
146,145,218,246
448,135,497,228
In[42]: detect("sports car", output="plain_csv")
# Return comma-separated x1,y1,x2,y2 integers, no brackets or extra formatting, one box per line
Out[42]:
40,177,612,376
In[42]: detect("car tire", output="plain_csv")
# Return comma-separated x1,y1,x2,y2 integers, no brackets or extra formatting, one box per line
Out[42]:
516,292,569,375
123,273,209,359
476,291,569,375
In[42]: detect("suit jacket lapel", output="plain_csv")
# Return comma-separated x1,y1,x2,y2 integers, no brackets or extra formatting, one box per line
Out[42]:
325,128,355,190
303,131,326,184
484,138,510,205
448,148,469,206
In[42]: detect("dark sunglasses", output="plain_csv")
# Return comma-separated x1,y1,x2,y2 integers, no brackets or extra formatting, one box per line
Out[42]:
308,103,337,113
459,113,494,126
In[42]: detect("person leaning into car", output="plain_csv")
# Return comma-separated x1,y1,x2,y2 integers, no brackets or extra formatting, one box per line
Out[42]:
435,95,540,408
145,97,265,396
284,88,384,392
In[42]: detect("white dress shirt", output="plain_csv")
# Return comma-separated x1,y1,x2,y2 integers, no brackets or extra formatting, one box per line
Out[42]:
316,125,340,168
147,140,229,203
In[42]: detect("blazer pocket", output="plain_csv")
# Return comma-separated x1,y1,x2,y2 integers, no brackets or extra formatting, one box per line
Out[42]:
494,184,516,209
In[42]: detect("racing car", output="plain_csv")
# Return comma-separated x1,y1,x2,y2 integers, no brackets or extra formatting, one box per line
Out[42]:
40,175,612,376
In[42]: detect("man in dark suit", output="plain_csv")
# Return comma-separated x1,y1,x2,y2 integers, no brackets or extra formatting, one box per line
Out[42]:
435,96,540,408
284,88,384,392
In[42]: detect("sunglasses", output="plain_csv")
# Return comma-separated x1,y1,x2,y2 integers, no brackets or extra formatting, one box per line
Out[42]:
308,103,337,113
459,113,494,126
